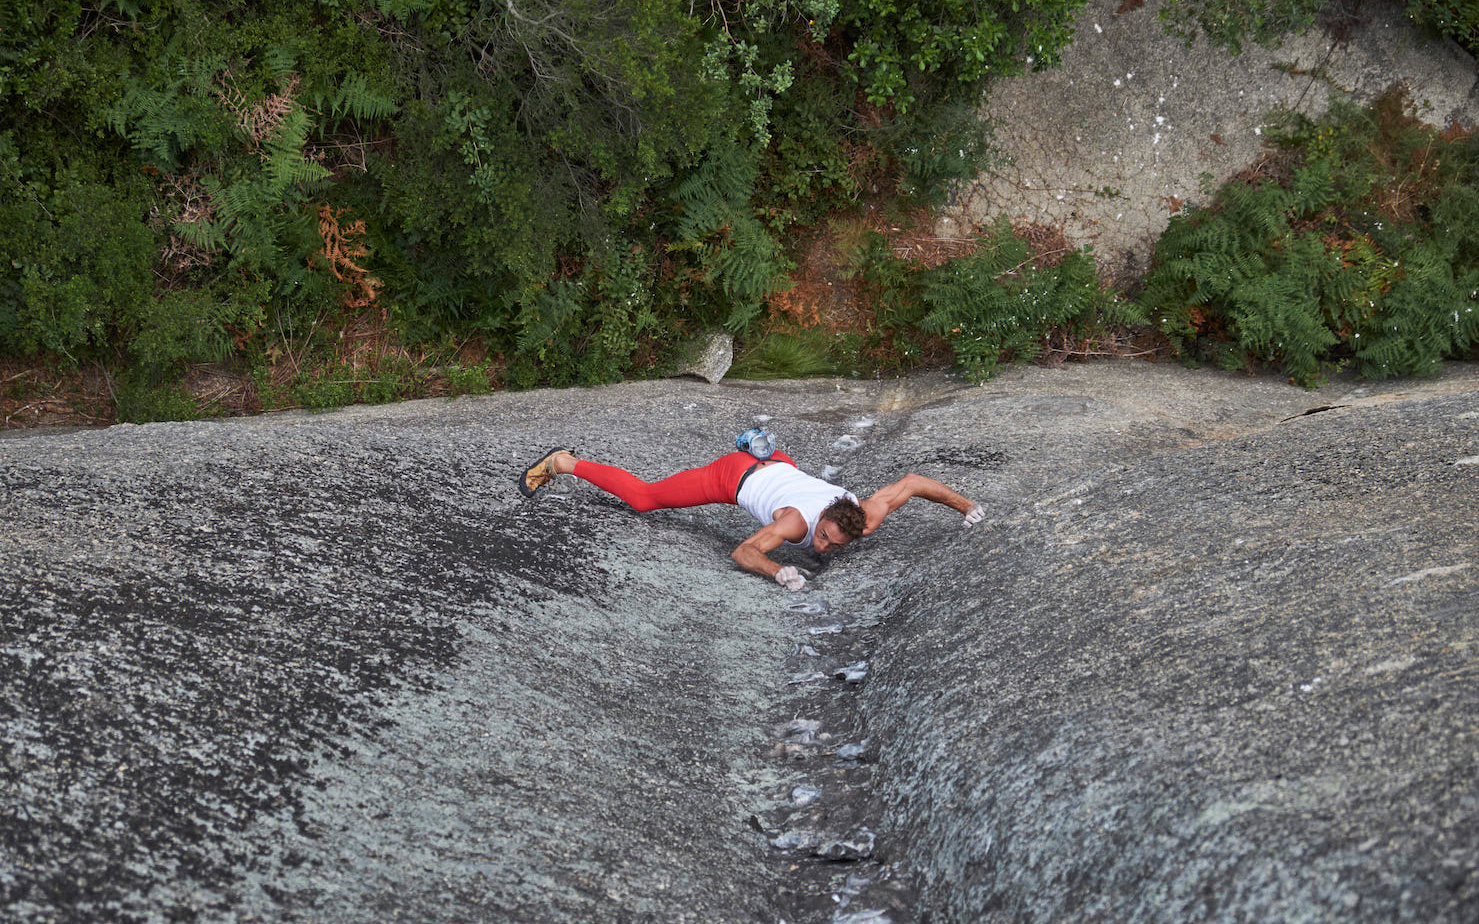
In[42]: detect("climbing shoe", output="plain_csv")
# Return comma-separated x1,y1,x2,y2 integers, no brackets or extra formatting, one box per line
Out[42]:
518,448,571,498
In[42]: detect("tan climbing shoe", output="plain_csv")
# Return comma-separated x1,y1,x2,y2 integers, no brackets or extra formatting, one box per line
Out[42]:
518,448,571,498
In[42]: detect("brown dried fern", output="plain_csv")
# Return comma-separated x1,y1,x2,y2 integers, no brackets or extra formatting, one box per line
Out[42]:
317,205,380,309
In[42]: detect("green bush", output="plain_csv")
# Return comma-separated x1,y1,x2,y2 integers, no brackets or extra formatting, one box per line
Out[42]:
836,0,1084,112
758,66,870,228
0,134,157,361
830,219,1141,382
1156,0,1321,54
0,0,1095,420
919,221,1142,382
1158,1,1476,60
129,284,267,383
667,142,791,334
1407,1,1479,56
1139,94,1479,385
503,244,670,390
441,361,495,395
114,379,202,424
881,101,999,205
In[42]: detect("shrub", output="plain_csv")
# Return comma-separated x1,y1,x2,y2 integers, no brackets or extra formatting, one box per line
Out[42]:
1158,1,1476,63
1406,1,1479,56
919,222,1141,382
0,135,157,362
667,142,791,334
836,0,1083,113
1139,92,1479,385
114,380,201,424
129,284,267,383
0,0,1108,418
1156,0,1321,54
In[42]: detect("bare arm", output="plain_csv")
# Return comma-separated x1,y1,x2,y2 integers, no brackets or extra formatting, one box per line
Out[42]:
859,473,978,535
730,508,809,580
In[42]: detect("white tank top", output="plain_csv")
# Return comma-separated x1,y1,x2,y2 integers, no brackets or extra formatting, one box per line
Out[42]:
736,463,859,547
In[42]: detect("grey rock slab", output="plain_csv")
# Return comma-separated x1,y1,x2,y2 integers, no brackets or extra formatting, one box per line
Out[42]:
0,382,833,923
850,364,1479,923
2,360,1476,923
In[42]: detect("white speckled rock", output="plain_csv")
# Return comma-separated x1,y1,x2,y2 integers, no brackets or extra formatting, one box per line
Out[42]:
673,329,734,384
2,360,1476,923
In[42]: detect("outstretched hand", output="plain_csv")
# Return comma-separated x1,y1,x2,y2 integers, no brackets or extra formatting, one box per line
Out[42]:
774,566,807,592
962,502,985,528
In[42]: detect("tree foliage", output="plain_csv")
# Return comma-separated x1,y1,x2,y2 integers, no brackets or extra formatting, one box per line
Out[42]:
4,0,1084,397
837,0,1080,112
7,0,1471,418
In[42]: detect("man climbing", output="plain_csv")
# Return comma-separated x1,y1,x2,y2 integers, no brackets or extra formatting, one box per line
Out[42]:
518,445,984,591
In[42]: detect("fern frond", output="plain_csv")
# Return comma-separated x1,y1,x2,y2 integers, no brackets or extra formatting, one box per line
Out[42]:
263,107,332,191
313,72,398,123
514,282,583,356
1290,157,1338,214
262,45,298,82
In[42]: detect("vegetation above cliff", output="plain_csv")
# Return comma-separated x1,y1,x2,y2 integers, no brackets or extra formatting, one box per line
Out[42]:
1,1,1475,425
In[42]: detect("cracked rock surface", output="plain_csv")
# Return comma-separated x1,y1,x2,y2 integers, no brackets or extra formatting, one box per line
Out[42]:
2,360,1477,923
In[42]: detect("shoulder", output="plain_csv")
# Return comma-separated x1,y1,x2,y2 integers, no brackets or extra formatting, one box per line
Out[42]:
750,506,809,546
770,505,808,534
859,496,888,535
859,473,927,530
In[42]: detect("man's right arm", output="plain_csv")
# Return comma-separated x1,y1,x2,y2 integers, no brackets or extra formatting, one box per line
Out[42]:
731,508,808,588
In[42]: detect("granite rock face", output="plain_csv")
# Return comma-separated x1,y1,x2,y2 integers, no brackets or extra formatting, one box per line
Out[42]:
946,0,1479,282
2,361,1476,923
847,366,1479,924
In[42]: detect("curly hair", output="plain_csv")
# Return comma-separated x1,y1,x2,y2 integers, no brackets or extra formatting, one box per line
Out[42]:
821,496,866,540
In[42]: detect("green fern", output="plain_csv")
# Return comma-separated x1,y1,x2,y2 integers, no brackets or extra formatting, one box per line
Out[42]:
919,220,1136,382
107,56,229,171
507,247,664,387
1354,240,1476,378
515,281,583,358
1143,89,1479,383
262,106,333,189
669,142,787,332
185,102,330,280
1289,155,1340,213
311,72,398,123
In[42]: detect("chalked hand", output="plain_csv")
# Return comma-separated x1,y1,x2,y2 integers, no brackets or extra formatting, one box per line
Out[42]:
962,502,985,528
774,566,807,592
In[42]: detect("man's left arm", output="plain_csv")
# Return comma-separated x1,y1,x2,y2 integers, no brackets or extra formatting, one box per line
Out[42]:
859,473,984,535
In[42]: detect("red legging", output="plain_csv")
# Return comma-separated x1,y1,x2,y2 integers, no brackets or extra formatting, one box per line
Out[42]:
573,451,797,513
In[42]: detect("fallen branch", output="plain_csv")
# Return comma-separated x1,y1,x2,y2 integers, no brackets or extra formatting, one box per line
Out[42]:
1052,347,1160,358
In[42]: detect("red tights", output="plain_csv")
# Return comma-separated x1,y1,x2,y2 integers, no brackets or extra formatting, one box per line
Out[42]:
572,451,796,512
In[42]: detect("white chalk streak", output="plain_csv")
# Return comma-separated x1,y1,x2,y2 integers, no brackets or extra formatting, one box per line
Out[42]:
1388,563,1471,586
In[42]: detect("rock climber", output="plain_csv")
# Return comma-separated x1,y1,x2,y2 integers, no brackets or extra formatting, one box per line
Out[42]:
518,446,985,591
